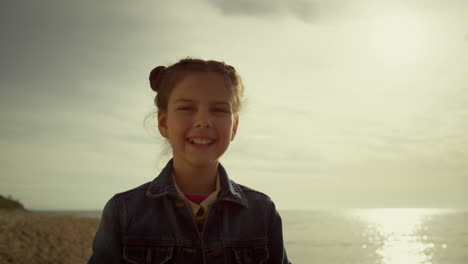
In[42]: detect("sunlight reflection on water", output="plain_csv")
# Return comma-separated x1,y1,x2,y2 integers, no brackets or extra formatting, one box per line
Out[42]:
351,209,453,264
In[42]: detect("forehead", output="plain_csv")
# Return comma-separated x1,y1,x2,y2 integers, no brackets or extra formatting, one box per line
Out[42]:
169,72,231,104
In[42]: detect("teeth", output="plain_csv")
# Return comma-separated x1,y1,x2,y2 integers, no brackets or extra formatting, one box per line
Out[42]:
190,138,213,145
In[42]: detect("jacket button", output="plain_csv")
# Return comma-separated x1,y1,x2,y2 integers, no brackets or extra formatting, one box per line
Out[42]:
196,207,205,217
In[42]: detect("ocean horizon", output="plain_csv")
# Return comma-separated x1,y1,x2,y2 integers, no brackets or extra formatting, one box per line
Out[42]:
33,208,468,264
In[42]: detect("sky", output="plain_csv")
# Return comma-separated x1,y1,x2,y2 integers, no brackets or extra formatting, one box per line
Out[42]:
0,0,467,210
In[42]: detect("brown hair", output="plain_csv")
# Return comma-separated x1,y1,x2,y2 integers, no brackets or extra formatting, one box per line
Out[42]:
148,57,244,113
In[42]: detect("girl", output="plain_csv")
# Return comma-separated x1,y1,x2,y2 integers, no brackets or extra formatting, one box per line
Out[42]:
88,58,291,264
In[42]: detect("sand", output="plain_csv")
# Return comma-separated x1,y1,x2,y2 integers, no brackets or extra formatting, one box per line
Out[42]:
0,209,100,264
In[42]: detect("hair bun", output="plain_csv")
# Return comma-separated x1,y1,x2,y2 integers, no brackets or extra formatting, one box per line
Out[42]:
149,66,166,92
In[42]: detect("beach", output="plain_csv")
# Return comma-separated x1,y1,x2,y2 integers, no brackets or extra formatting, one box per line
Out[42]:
0,210,99,264
1,209,467,264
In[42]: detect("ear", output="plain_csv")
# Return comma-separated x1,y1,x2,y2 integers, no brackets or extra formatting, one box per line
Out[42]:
231,114,239,141
158,111,169,138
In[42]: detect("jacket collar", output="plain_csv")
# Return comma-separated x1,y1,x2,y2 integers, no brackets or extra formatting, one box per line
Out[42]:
146,159,248,208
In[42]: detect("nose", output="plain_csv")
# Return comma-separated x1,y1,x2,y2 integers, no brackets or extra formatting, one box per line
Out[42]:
193,109,212,128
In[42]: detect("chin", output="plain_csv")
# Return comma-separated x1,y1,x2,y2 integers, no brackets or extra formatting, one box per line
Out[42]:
188,158,219,168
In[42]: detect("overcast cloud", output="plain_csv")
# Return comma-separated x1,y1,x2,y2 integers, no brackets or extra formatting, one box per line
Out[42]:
1,0,466,210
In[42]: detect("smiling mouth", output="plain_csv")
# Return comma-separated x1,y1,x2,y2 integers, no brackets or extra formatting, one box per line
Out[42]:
187,137,215,145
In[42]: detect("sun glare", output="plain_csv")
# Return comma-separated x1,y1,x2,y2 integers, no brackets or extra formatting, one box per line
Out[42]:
352,209,449,264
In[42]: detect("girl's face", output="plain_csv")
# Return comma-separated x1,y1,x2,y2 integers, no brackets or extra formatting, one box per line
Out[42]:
158,72,239,168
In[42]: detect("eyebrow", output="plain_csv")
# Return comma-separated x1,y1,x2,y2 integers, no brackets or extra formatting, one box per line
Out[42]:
174,98,231,106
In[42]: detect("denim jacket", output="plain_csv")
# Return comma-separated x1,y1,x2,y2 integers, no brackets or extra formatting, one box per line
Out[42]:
88,159,291,264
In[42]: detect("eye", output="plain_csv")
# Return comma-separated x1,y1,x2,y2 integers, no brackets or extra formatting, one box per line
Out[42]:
177,106,193,111
213,108,230,113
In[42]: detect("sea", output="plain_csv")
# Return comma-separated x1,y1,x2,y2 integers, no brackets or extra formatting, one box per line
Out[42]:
38,208,468,264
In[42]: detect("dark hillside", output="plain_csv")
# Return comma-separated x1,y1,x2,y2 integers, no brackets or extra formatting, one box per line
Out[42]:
0,195,25,210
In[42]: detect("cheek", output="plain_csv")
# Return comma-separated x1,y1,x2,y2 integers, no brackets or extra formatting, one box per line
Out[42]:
218,119,234,135
167,115,190,131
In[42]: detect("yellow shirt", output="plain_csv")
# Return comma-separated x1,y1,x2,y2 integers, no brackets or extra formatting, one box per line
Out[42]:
172,172,220,231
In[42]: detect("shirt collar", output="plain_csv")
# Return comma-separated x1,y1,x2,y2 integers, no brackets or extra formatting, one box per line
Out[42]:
172,171,220,213
146,159,248,208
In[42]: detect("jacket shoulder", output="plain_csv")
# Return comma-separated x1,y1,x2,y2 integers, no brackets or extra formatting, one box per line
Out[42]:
237,183,272,203
114,182,151,199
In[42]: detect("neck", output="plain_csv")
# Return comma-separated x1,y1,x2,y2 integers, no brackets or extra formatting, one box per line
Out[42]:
172,158,218,196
